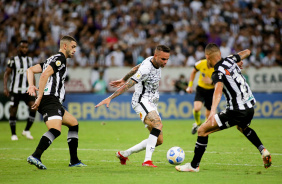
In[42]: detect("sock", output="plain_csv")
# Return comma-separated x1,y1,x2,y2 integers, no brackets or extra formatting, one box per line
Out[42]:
193,109,201,126
25,111,36,131
242,127,265,153
9,116,16,135
32,128,61,160
144,128,161,162
191,136,208,168
68,125,79,164
122,139,148,157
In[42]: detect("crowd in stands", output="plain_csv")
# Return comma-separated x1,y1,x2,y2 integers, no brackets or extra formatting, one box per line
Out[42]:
0,0,281,77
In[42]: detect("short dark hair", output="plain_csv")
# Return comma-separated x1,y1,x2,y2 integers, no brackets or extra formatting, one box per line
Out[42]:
205,43,220,55
156,45,170,53
60,35,77,43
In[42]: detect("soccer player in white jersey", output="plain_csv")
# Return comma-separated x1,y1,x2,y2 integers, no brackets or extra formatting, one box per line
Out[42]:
176,43,271,172
95,45,170,167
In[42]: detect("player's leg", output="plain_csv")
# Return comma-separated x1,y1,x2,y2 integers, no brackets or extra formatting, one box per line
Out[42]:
191,86,205,134
141,110,162,167
62,110,85,167
176,110,223,172
9,93,19,140
22,96,36,139
236,108,271,168
27,118,62,170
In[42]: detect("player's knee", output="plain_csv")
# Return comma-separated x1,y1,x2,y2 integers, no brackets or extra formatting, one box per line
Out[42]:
9,106,18,116
197,126,208,137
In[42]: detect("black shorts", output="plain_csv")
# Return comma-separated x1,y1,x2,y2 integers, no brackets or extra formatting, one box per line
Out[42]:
10,92,36,107
38,95,65,122
214,108,254,130
194,86,214,110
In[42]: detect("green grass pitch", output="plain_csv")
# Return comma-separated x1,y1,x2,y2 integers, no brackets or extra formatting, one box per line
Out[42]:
0,119,281,184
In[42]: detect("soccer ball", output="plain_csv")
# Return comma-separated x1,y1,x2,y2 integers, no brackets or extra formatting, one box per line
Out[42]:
166,146,185,165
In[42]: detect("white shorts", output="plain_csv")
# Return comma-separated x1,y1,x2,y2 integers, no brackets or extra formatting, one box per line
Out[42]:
133,98,160,127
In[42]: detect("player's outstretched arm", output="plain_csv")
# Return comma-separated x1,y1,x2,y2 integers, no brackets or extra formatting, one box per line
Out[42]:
186,68,197,93
208,82,223,125
96,79,137,108
26,64,42,96
237,49,251,60
31,65,54,110
110,64,141,88
3,67,12,97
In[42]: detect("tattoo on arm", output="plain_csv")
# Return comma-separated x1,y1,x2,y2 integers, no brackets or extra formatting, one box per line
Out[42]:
123,64,141,81
109,79,136,99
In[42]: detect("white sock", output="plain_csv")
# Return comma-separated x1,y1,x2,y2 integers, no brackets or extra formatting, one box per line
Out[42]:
121,139,148,157
144,134,158,162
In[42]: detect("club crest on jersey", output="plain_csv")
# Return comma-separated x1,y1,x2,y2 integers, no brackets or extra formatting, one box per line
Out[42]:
135,71,142,79
56,60,61,66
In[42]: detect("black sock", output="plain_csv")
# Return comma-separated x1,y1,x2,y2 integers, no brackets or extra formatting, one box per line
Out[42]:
68,125,79,164
32,128,61,160
9,116,16,135
25,111,36,131
191,136,208,168
242,127,265,153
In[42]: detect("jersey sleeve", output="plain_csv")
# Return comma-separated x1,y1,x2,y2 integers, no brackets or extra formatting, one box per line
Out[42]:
131,64,150,83
194,60,202,71
49,56,63,73
227,54,241,63
212,71,224,85
7,58,15,68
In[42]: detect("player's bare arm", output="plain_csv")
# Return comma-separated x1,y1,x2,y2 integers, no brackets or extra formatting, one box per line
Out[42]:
26,64,42,96
145,111,163,130
237,49,251,60
186,68,197,93
3,67,12,97
96,79,137,108
208,81,223,125
110,64,141,88
32,65,54,110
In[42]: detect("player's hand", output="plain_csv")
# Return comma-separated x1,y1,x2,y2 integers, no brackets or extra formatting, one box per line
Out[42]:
32,97,42,110
4,88,9,97
27,85,38,96
95,98,111,108
207,111,216,126
109,79,125,88
202,76,212,85
186,86,193,93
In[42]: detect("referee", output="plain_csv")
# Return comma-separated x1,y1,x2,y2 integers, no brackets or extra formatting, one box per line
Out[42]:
3,40,36,141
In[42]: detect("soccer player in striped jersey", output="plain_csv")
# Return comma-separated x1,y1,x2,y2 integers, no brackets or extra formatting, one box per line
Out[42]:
25,35,86,169
176,43,271,172
4,40,36,141
186,59,214,134
96,45,170,167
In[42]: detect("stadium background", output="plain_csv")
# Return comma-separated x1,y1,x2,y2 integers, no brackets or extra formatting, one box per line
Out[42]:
0,0,281,121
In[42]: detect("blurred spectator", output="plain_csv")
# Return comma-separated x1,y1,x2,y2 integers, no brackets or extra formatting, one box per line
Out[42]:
0,0,280,78
92,70,108,94
174,74,188,94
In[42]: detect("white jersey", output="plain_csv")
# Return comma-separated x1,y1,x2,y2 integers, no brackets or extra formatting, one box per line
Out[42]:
131,56,161,107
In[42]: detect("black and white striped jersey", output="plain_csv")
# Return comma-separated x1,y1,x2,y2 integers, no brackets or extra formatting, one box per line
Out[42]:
7,55,33,94
131,56,161,107
40,52,67,103
212,54,256,110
